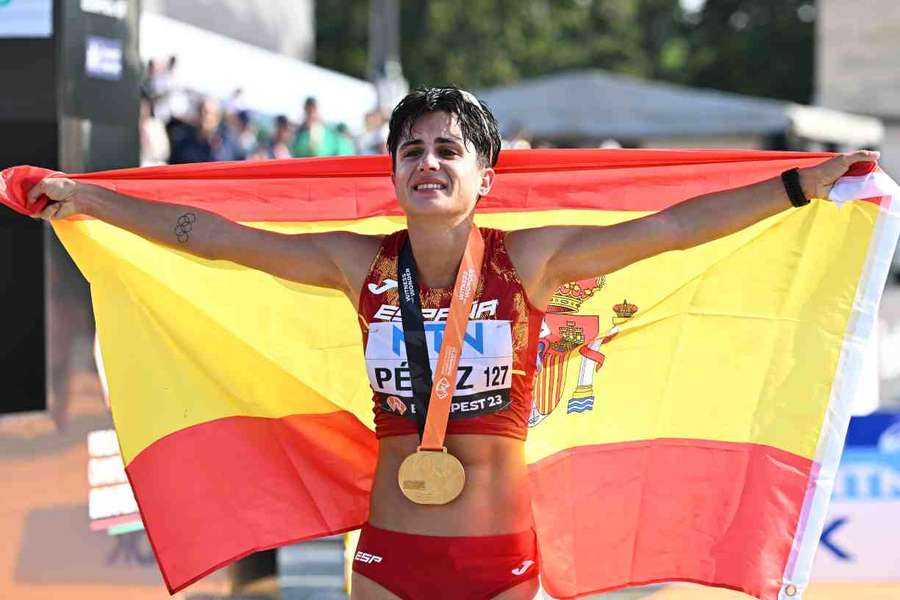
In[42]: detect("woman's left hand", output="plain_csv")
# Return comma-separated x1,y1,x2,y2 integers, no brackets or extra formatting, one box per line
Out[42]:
800,150,880,200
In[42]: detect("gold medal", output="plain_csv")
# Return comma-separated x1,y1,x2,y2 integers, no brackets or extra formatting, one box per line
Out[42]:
398,447,465,505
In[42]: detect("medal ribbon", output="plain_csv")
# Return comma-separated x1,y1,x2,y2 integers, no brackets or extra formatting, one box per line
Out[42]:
397,224,485,451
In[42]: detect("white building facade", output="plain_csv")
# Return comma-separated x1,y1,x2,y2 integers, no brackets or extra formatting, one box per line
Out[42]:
817,0,900,177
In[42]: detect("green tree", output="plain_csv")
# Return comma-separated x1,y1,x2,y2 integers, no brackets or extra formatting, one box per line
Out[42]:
316,0,369,81
314,0,813,103
316,0,686,89
683,0,815,103
399,0,661,88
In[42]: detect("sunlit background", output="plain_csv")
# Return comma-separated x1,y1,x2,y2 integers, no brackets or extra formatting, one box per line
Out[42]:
0,1,898,598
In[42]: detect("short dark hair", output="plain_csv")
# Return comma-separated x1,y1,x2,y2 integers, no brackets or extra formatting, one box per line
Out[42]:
387,87,501,170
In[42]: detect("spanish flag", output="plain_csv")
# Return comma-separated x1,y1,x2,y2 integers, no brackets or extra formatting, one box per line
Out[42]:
1,150,897,599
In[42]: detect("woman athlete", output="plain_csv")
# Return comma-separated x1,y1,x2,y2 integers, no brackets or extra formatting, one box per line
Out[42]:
27,87,876,599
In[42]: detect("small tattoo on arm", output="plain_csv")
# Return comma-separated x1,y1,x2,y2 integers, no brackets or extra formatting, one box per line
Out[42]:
175,213,197,243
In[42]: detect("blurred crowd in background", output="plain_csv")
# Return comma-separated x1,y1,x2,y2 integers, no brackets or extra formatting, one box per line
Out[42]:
140,55,535,167
140,55,389,166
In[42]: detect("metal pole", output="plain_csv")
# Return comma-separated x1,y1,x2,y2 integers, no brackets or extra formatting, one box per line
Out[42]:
368,0,407,114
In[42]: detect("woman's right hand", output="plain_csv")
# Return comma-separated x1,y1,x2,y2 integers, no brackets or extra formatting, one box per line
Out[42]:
26,177,83,221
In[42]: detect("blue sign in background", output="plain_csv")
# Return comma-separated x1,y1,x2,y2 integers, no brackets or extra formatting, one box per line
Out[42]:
844,412,900,448
813,412,900,578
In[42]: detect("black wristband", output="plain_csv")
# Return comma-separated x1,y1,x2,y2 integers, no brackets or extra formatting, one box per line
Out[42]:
781,168,809,207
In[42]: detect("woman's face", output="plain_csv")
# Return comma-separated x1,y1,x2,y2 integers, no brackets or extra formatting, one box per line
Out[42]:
392,110,494,221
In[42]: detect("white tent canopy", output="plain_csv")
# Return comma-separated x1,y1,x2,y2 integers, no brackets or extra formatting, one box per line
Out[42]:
140,13,377,133
478,70,884,147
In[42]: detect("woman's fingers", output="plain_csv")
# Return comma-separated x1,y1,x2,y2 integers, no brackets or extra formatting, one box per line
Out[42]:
35,203,54,220
801,150,881,199
828,150,878,175
35,201,63,221
844,149,880,163
26,177,76,207
26,180,46,207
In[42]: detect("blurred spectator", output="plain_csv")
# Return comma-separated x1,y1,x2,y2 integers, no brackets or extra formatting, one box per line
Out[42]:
169,97,241,164
335,123,357,155
266,115,295,160
502,123,532,150
140,59,161,103
145,55,190,125
357,109,388,155
291,96,351,157
222,88,248,140
223,87,246,115
233,110,261,159
139,93,170,166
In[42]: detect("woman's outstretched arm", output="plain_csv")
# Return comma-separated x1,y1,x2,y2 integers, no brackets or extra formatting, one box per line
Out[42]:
27,178,379,297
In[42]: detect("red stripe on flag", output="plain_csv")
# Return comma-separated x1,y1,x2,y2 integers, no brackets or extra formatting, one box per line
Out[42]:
56,150,839,222
529,438,812,600
1,151,883,222
125,411,377,593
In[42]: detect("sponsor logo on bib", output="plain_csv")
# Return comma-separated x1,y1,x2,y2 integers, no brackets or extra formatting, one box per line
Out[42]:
372,299,499,322
366,320,514,419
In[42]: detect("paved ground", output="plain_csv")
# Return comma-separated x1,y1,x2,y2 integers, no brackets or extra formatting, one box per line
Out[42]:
589,582,900,599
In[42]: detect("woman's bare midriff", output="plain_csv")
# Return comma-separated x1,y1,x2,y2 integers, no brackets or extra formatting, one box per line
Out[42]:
367,433,534,536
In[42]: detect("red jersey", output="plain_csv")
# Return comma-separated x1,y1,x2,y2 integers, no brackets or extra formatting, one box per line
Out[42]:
358,228,544,440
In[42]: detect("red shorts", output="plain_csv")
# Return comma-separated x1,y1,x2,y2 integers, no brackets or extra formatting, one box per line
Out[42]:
352,522,539,599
